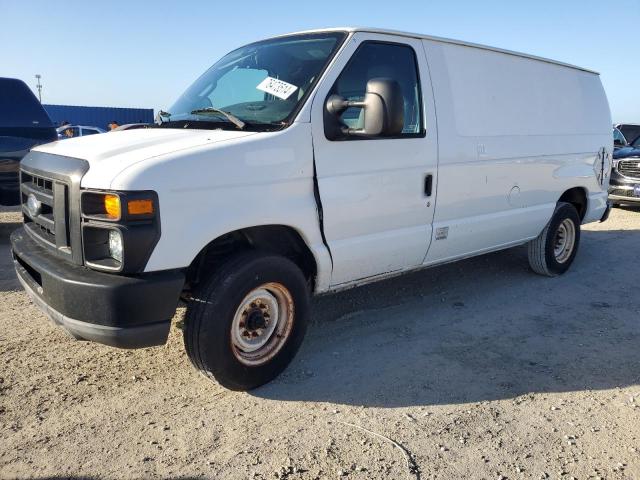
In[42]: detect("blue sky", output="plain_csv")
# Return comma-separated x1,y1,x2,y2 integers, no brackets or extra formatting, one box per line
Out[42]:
1,0,638,122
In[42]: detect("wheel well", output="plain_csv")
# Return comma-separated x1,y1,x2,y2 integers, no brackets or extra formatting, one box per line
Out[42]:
558,187,587,220
186,225,317,292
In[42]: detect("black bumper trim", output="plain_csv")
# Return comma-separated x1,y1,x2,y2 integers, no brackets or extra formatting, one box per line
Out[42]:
15,270,171,348
600,201,612,222
11,227,184,348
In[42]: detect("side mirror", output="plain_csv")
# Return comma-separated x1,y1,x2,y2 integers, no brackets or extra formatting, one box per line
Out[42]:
613,139,625,148
325,78,404,139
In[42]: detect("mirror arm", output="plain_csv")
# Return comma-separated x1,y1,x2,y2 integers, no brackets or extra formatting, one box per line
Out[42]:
326,95,367,115
345,100,366,108
341,126,365,135
337,102,370,135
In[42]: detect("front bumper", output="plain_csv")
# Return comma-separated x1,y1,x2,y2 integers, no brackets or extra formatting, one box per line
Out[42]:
609,167,640,204
609,192,640,203
11,227,185,348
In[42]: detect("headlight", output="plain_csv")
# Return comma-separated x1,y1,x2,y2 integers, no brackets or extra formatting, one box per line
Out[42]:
80,190,160,274
108,229,123,263
104,194,121,219
81,192,155,221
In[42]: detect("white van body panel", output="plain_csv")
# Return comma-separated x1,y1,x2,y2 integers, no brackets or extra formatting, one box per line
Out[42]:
420,38,611,265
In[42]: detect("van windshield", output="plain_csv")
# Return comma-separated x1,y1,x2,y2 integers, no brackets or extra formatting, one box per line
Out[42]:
166,32,346,131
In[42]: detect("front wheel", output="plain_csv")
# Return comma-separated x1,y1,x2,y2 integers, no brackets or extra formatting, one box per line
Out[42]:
184,251,310,390
527,202,581,277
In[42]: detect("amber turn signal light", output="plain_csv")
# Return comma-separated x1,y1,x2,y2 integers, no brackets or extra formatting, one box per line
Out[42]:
127,199,154,215
104,194,121,219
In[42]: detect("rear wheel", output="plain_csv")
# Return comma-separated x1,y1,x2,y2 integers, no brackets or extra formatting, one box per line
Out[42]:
184,251,310,390
528,202,581,277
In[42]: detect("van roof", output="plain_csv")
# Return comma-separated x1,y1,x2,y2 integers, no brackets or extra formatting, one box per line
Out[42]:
273,27,599,75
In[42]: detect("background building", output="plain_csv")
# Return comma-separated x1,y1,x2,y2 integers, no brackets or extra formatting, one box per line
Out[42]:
43,104,154,129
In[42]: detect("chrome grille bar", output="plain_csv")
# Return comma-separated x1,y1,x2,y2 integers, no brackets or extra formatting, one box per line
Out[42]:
19,152,89,265
618,159,640,180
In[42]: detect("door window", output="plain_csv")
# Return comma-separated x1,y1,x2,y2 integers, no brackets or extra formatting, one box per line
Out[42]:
329,41,423,137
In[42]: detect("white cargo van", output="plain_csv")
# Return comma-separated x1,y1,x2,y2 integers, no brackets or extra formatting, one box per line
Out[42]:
11,28,612,390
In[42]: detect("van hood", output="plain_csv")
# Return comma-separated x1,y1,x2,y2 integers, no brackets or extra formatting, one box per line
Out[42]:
33,127,259,188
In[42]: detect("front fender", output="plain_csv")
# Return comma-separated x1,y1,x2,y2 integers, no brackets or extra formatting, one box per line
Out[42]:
108,123,332,292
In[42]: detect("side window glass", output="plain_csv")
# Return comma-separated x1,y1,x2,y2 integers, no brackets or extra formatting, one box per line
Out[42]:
330,42,423,135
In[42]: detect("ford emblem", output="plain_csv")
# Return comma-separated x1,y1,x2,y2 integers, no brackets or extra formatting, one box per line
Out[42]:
27,193,42,217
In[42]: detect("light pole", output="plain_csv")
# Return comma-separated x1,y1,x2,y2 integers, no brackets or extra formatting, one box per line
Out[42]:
35,74,42,102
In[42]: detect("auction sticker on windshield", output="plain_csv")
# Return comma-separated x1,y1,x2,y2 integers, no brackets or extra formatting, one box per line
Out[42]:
256,77,298,100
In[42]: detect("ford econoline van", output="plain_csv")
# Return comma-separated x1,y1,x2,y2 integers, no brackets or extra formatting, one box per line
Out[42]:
11,28,612,390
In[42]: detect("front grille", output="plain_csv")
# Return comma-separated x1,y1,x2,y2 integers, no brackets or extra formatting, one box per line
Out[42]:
19,152,89,265
617,159,640,179
610,187,635,198
21,170,71,256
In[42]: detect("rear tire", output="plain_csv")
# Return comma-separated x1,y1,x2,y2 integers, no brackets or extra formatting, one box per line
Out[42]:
184,251,310,390
528,202,581,277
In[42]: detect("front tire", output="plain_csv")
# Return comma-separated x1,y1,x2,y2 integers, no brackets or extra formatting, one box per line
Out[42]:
184,251,310,390
528,202,581,277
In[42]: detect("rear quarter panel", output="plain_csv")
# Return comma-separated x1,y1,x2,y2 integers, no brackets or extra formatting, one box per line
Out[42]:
422,39,611,264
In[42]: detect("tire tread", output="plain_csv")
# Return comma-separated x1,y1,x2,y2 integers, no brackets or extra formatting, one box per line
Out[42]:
527,202,579,277
183,250,309,390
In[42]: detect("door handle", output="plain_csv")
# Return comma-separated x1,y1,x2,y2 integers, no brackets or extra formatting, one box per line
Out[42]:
424,174,433,197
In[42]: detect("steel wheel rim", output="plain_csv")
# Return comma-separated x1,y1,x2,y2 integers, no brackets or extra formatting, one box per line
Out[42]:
230,282,294,366
553,218,576,264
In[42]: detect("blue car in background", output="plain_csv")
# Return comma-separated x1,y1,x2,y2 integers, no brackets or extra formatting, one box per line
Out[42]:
610,128,640,206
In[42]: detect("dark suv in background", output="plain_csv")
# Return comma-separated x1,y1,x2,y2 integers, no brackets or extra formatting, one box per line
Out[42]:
614,127,628,150
0,78,57,205
615,123,640,145
610,128,640,206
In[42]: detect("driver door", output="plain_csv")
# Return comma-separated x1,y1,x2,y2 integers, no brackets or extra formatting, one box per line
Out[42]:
310,33,438,286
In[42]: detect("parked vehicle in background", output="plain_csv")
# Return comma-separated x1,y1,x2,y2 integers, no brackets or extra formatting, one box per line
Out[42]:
615,124,640,145
613,135,639,160
610,134,640,205
0,78,57,206
614,127,628,150
111,123,149,131
10,28,612,390
43,104,154,132
57,125,105,139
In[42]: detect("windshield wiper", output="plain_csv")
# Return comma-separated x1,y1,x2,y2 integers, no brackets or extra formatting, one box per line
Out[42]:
189,108,245,130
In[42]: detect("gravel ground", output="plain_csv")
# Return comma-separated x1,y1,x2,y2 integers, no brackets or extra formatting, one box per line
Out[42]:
1,206,639,480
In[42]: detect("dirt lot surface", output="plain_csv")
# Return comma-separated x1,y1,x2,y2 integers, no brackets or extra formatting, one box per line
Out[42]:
1,206,639,480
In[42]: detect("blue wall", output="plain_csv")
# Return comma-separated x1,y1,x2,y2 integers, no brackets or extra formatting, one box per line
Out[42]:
43,104,154,130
